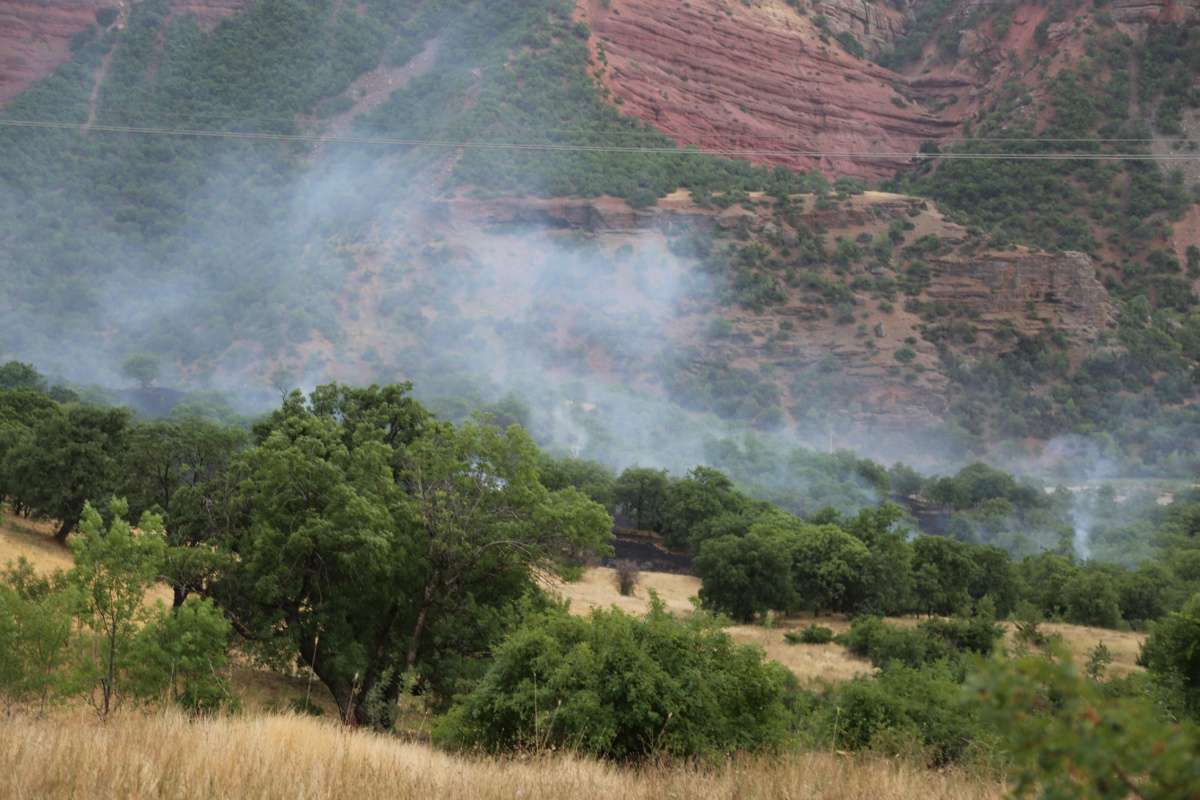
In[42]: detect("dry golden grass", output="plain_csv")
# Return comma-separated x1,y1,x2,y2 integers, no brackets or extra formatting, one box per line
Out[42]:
1003,621,1145,677
0,709,1004,800
0,510,174,607
550,569,875,684
552,568,1146,682
0,513,74,575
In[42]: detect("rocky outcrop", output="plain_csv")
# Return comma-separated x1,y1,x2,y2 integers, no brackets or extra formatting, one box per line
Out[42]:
1109,0,1199,23
576,0,960,181
0,0,248,106
924,251,1115,342
808,0,907,56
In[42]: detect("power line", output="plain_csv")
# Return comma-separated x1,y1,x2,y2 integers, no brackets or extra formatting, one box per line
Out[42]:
3,118,1200,160
10,106,1195,145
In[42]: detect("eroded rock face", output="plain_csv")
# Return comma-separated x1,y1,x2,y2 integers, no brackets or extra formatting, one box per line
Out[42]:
924,251,1116,343
0,0,247,105
1109,0,1199,23
808,0,907,56
577,0,959,181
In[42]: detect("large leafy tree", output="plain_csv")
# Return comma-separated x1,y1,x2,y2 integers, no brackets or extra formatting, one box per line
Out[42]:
695,531,794,622
612,467,670,532
779,520,870,614
206,384,612,726
120,417,247,522
3,404,130,543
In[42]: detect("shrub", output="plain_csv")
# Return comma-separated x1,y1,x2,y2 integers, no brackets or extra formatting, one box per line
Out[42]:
918,614,1004,656
613,560,640,597
838,616,949,668
820,663,984,765
787,624,835,644
435,599,794,760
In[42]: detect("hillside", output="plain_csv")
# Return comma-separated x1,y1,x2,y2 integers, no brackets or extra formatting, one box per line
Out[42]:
0,709,1006,800
0,0,1198,473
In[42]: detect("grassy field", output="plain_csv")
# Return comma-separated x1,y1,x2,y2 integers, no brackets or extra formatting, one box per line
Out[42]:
0,709,1005,800
551,567,1146,683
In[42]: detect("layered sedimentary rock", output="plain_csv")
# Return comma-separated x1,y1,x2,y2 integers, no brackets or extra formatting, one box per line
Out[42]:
808,0,908,55
924,251,1116,343
576,0,959,181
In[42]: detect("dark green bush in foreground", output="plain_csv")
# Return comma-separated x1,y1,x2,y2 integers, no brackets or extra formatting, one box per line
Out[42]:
434,598,794,760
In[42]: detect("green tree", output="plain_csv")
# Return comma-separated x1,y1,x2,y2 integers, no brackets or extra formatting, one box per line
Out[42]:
845,504,915,615
538,455,616,508
71,499,167,718
1139,593,1200,717
1063,568,1124,629
695,532,794,622
3,404,130,543
782,521,870,614
121,354,161,390
660,466,744,550
209,384,611,726
971,651,1200,799
612,466,670,532
912,536,978,616
1020,552,1079,618
0,361,47,393
120,417,247,523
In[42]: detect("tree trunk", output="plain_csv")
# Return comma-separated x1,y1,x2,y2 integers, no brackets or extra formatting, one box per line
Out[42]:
405,583,436,671
172,584,188,609
54,519,73,546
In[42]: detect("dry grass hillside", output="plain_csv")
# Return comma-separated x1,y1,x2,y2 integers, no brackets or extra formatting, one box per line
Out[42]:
551,567,1147,682
0,709,1005,800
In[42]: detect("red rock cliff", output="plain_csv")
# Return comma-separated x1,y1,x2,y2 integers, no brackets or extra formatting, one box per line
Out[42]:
577,0,961,180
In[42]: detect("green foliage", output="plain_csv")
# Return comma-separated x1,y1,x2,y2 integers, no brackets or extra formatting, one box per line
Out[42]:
0,559,79,709
1139,593,1200,717
817,662,986,766
0,362,47,393
71,498,168,717
434,599,794,760
971,651,1200,799
695,532,794,623
3,404,131,542
778,520,870,614
613,467,670,531
787,624,834,645
210,383,612,724
1063,568,1124,629
128,597,232,713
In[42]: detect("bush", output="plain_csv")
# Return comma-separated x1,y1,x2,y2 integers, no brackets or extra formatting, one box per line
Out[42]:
613,560,640,597
838,616,949,668
435,599,794,760
819,663,984,765
918,614,1004,656
786,624,835,644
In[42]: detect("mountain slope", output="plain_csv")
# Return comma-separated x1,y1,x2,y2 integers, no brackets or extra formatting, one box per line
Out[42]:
0,0,1198,472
